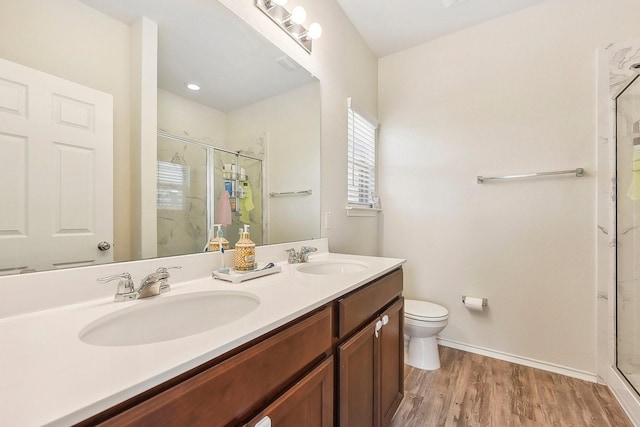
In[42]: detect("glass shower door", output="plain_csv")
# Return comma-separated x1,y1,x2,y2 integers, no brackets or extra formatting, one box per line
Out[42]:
157,135,209,257
616,74,640,394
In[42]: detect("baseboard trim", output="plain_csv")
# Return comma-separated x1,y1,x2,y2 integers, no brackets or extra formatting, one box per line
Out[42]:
608,367,640,426
437,338,598,383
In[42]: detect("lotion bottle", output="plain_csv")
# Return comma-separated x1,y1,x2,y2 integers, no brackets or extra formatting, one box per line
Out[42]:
234,224,256,271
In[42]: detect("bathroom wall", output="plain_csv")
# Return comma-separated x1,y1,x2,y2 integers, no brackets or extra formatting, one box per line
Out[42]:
379,0,640,377
219,0,380,256
158,89,227,144
226,83,321,244
0,0,132,262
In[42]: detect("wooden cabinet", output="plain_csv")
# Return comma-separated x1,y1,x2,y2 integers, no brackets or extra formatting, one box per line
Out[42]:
78,267,404,427
337,269,404,427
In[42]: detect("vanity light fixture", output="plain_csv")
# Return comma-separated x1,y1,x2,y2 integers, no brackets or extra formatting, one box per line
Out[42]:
185,82,201,91
255,0,322,53
297,22,322,41
266,0,288,7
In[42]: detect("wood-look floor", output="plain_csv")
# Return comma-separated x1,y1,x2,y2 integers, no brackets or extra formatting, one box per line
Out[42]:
390,346,632,427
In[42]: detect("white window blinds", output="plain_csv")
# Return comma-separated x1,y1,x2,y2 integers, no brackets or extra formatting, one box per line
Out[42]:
157,161,189,210
347,98,378,207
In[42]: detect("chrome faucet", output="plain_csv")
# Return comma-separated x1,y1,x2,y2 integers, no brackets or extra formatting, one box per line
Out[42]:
97,266,181,302
137,266,181,299
285,246,317,263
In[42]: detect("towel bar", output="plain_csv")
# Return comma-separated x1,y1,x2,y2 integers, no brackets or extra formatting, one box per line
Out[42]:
477,168,584,184
269,189,312,197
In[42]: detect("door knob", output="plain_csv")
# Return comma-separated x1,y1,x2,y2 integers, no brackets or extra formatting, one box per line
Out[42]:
97,241,111,251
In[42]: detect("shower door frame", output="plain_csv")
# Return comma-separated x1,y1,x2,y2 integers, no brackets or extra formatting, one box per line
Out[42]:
614,72,640,397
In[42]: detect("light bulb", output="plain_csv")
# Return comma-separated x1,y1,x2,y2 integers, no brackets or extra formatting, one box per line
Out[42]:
185,83,201,91
290,6,307,25
307,22,322,40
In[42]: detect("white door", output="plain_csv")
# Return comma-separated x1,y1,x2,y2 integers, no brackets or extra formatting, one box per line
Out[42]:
0,57,113,274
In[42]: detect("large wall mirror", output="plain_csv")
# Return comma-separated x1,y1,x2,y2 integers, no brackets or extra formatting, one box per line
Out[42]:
0,0,321,276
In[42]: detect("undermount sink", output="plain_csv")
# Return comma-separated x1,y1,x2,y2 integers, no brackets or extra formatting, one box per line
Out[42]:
296,260,368,276
79,291,260,346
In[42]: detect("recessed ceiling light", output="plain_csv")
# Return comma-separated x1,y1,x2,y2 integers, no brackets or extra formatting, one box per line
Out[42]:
185,83,201,91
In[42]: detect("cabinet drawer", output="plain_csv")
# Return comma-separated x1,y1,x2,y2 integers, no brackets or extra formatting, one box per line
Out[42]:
338,268,403,339
99,306,332,427
244,357,334,427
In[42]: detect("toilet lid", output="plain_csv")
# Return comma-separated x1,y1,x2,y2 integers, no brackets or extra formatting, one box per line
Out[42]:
405,299,449,321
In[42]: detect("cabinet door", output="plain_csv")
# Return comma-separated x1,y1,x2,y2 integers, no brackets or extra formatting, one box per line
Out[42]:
379,299,404,427
245,357,334,427
338,298,404,427
338,317,379,427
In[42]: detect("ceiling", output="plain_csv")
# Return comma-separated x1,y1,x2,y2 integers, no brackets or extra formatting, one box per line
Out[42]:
335,0,549,57
79,0,315,112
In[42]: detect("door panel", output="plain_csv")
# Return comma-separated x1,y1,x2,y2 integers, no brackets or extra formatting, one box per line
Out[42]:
338,317,378,427
0,57,113,273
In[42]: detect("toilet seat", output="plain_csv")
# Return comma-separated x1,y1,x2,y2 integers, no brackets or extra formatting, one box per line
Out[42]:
405,299,449,322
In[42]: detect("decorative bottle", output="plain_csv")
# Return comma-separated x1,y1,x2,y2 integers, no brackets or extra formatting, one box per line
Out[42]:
234,225,256,271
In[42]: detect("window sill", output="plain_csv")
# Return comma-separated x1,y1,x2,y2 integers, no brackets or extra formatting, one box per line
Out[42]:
345,206,382,217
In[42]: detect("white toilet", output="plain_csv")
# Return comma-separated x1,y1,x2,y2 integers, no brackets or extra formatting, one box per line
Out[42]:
404,299,449,370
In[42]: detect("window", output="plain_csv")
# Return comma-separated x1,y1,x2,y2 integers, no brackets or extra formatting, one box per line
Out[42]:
157,161,189,210
347,98,378,209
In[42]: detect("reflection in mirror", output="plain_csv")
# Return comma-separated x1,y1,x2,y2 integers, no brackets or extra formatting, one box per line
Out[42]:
0,0,320,276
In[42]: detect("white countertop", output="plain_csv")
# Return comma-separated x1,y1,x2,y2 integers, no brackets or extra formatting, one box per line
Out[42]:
0,251,404,427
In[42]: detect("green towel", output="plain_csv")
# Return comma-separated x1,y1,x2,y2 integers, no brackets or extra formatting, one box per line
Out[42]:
627,151,640,201
239,182,254,223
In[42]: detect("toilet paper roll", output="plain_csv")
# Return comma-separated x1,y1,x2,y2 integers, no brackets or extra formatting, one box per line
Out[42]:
464,296,484,312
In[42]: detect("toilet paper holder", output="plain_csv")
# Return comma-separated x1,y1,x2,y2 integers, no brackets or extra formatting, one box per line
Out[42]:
462,296,488,306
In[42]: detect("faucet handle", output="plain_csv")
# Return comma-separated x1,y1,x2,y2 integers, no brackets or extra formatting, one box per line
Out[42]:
284,248,298,264
155,266,181,293
156,266,181,274
299,246,317,262
97,273,137,302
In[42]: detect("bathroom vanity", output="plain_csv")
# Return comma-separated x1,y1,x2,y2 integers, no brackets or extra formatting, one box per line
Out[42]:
0,241,405,426
80,269,403,426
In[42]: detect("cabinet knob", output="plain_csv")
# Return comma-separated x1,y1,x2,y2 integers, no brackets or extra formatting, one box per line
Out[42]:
255,416,272,427
381,314,389,326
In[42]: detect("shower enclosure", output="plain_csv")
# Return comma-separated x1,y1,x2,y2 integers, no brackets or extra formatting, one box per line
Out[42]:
156,133,263,257
616,73,640,394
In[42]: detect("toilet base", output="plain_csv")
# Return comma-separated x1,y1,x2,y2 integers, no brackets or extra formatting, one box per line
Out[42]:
406,335,440,370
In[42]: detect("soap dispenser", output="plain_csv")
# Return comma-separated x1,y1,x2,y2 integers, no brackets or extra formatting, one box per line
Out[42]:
234,224,256,271
208,224,230,252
